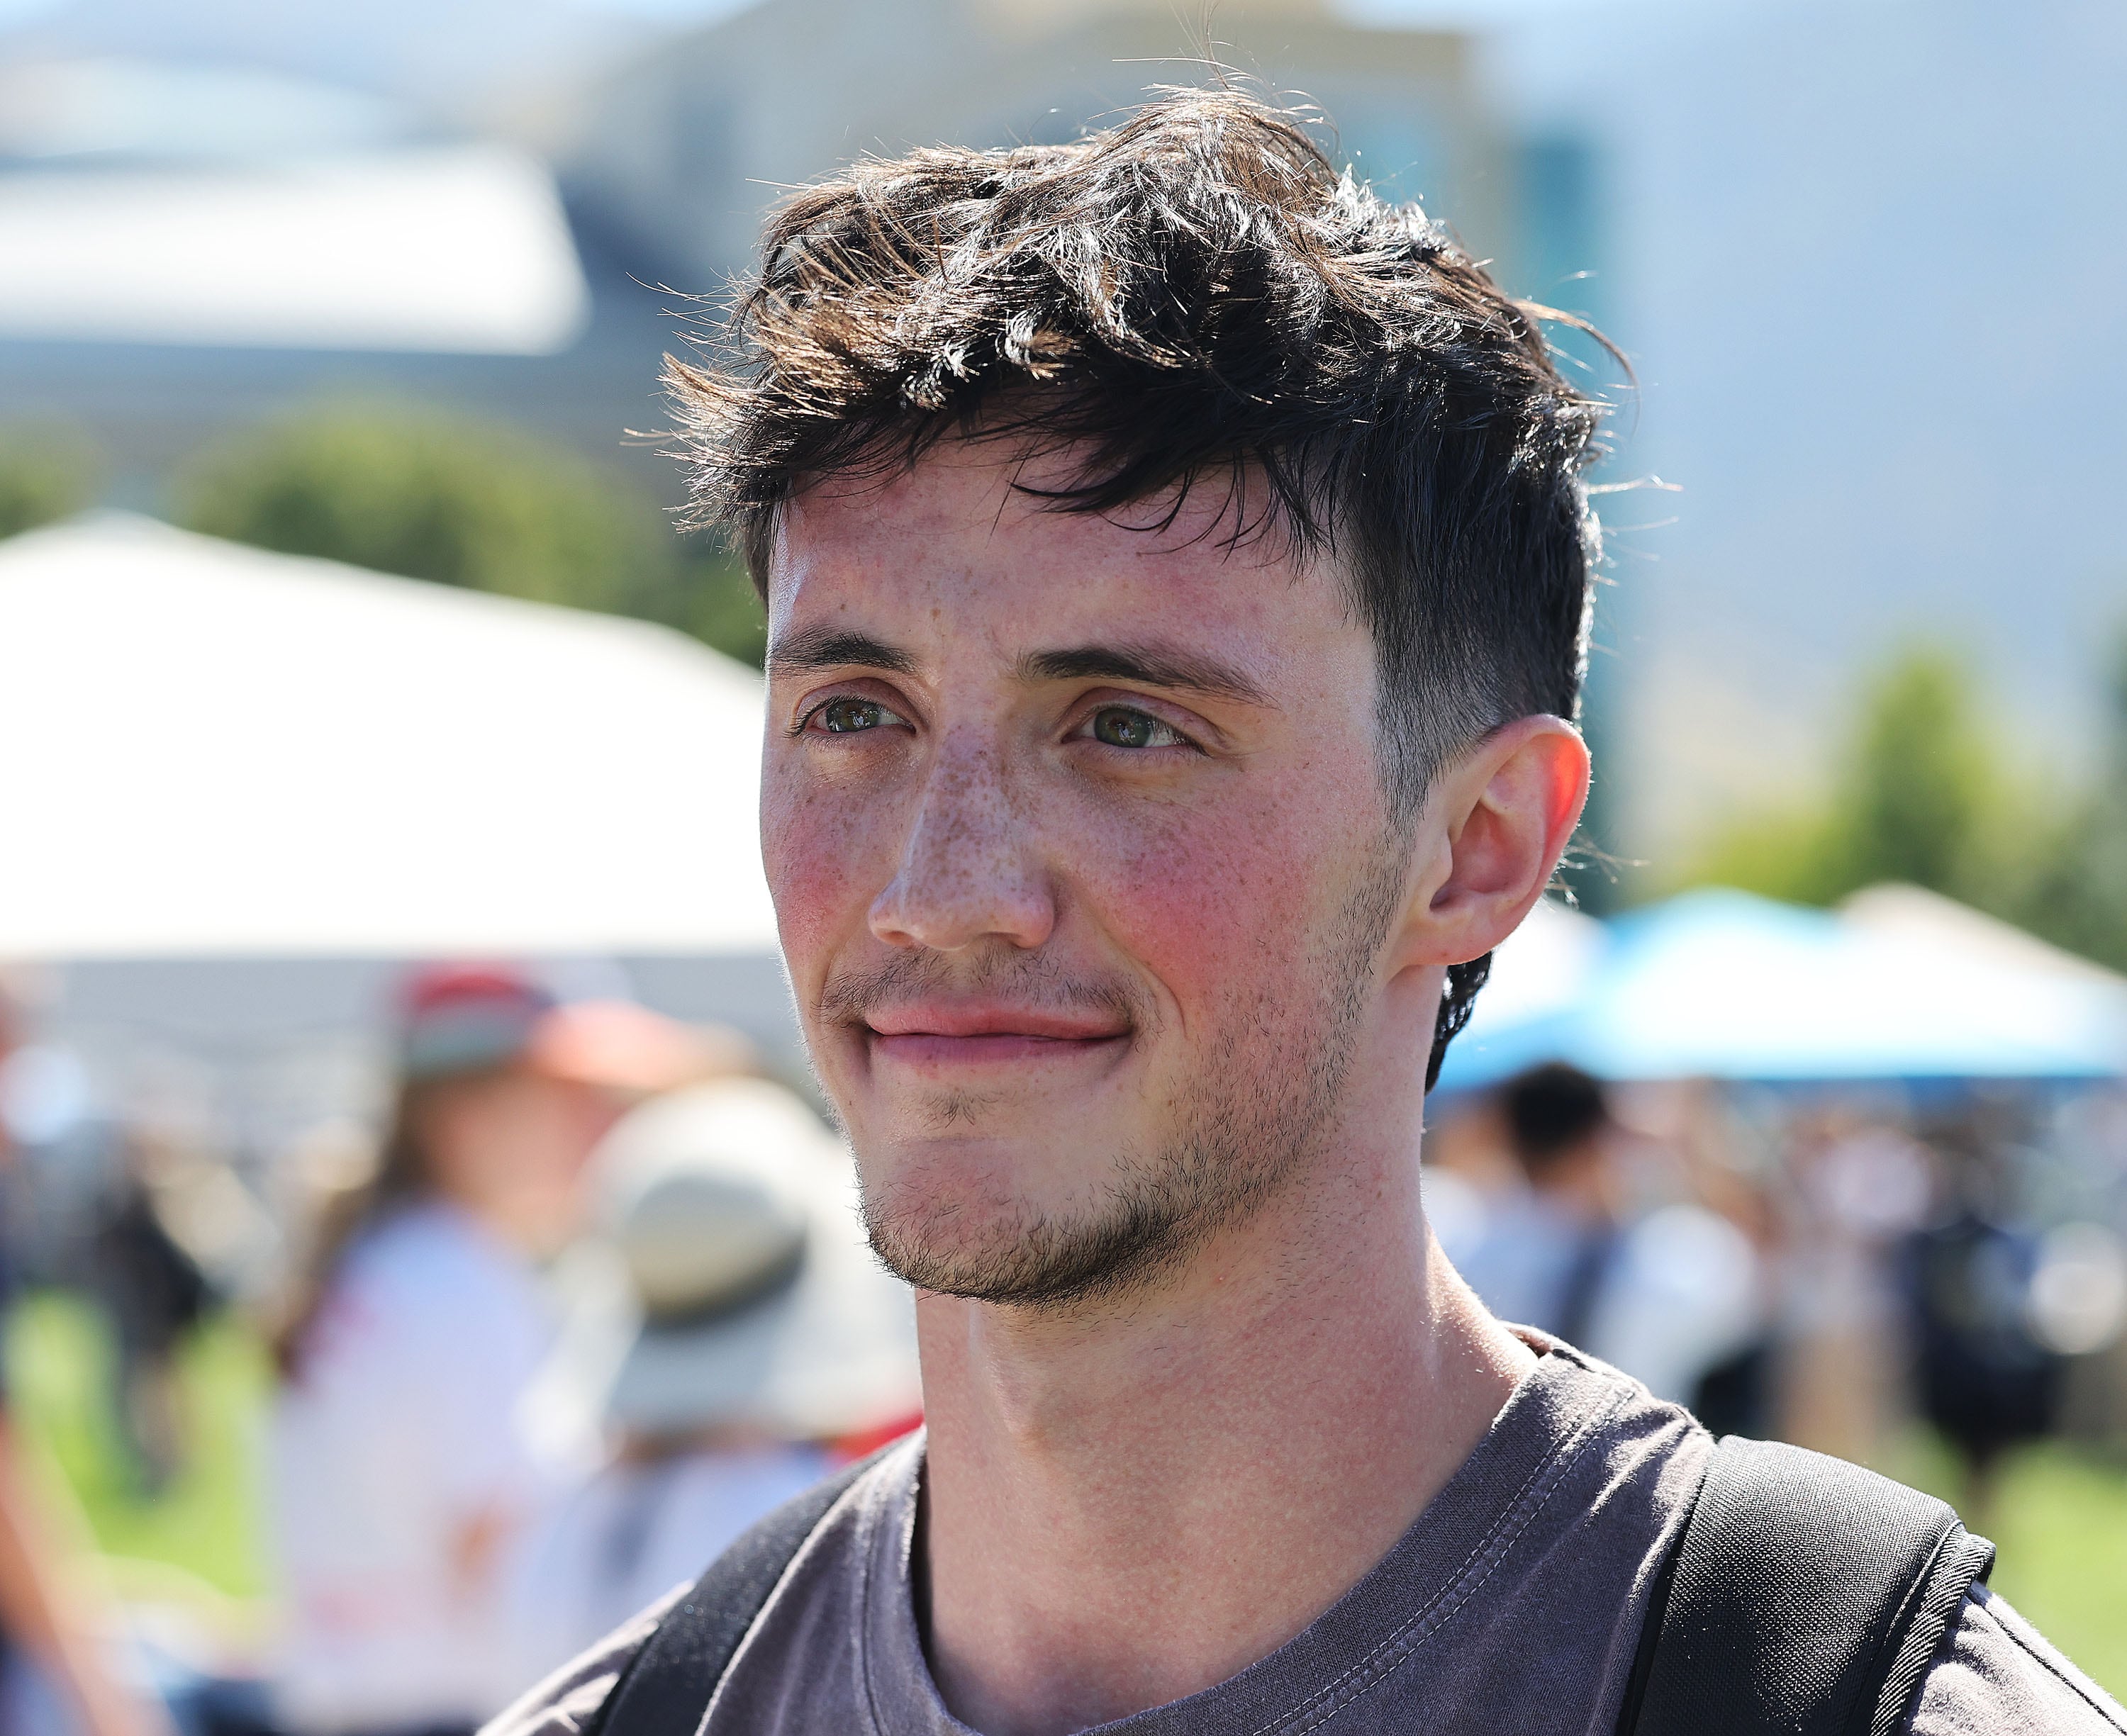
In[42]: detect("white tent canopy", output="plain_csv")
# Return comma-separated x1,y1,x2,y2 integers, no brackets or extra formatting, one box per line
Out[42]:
0,515,779,958
1841,883,2127,990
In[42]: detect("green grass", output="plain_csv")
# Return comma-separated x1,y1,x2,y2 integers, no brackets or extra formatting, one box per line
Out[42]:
4,1291,269,1603
1883,1430,2127,1700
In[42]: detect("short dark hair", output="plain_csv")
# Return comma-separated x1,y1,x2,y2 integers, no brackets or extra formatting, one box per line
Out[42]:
667,89,1606,1084
1501,1063,1610,1169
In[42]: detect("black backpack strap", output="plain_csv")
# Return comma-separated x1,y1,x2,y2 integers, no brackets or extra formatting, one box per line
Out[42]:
580,1451,882,1736
1618,1435,1994,1736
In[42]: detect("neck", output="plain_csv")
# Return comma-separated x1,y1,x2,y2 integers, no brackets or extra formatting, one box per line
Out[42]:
914,1130,1534,1736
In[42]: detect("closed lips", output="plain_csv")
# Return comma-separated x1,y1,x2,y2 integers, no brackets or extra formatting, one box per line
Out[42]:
864,1006,1128,1041
863,1007,1131,1065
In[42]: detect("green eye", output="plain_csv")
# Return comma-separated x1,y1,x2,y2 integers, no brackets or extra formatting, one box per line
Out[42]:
816,698,891,733
1090,707,1180,749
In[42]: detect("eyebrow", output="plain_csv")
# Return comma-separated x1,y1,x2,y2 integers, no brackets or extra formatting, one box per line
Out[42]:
767,627,920,678
767,628,1275,710
1018,644,1275,707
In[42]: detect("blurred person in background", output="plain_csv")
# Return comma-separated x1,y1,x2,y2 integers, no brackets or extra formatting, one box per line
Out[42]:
0,985,177,1736
1899,1109,2062,1527
1448,1063,1763,1412
1776,1109,1936,1469
83,1147,216,1496
501,1076,918,1690
268,967,702,1736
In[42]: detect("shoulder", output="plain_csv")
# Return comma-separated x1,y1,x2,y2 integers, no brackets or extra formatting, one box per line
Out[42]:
1517,1337,1714,1483
482,1586,684,1736
1909,1585,2127,1735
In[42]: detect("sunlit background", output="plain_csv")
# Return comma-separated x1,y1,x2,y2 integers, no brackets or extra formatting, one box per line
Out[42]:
1,0,2124,1727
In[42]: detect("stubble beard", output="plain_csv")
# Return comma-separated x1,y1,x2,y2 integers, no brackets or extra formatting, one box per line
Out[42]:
849,849,1407,1314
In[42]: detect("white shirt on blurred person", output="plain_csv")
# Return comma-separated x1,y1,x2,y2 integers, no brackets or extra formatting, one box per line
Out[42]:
1436,1065,1765,1405
272,1201,560,1735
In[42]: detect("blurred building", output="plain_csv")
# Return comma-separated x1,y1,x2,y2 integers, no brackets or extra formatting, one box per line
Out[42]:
0,0,657,119
565,0,1514,291
0,1,1605,576
0,55,683,503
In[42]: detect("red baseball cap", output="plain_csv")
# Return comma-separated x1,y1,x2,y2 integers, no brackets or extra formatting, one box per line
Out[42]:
396,963,554,1081
396,963,735,1094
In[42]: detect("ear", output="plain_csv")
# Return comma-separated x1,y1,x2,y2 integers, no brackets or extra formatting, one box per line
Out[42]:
1392,716,1590,972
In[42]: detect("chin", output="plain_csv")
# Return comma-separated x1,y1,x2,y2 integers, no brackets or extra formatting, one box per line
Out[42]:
854,1129,1075,1249
854,1128,1210,1310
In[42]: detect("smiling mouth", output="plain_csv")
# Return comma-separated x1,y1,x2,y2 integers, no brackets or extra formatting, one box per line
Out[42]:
868,1030,1129,1068
860,1007,1132,1069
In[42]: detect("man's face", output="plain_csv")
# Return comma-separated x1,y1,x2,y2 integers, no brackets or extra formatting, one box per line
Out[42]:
764,444,1413,1307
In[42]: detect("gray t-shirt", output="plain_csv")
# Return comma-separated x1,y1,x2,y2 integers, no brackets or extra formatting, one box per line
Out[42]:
487,1348,2126,1735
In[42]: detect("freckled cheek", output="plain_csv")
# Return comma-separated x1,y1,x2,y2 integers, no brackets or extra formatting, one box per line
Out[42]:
1066,786,1337,999
761,768,898,979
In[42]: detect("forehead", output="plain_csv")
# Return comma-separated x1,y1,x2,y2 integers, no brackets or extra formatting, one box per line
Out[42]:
768,443,1356,661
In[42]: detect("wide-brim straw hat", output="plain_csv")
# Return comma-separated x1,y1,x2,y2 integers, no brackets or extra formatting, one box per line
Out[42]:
595,1077,919,1441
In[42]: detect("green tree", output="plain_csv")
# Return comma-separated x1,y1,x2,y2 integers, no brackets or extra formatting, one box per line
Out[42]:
2013,630,2127,972
1688,645,2004,907
1824,646,2003,897
0,423,99,540
176,405,766,666
684,546,769,667
1681,635,2127,972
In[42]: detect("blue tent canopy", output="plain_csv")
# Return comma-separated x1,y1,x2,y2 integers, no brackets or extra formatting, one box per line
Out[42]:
1436,889,2127,1091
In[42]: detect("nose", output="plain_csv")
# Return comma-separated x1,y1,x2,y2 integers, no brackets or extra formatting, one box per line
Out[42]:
868,732,1056,954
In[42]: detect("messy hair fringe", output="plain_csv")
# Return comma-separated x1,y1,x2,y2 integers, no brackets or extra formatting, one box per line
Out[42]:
666,87,1604,576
